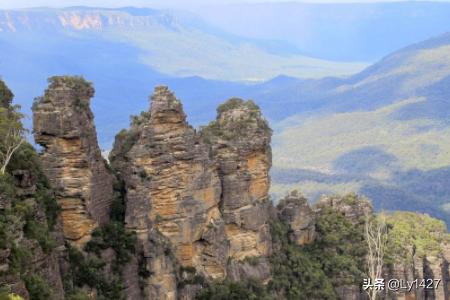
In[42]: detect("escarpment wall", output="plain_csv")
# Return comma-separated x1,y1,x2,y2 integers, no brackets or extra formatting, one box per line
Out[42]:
33,76,113,247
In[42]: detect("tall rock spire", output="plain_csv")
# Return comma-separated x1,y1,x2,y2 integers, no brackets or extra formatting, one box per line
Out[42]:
201,98,273,280
110,87,274,298
110,86,227,299
33,76,113,247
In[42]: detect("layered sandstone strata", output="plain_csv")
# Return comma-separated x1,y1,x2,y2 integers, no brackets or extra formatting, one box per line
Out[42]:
33,76,113,246
110,87,274,298
202,98,273,262
110,87,228,299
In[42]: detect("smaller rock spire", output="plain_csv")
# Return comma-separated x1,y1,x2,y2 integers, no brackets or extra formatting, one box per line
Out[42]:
33,76,113,247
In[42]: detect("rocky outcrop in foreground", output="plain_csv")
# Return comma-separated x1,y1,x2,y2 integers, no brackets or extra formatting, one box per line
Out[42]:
33,76,113,246
110,87,273,299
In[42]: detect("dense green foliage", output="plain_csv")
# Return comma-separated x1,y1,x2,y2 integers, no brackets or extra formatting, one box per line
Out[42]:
0,80,13,108
84,222,136,272
304,206,366,287
268,219,336,300
0,82,60,299
4,143,60,252
23,275,52,300
201,98,271,143
196,278,274,300
64,245,124,300
384,212,450,263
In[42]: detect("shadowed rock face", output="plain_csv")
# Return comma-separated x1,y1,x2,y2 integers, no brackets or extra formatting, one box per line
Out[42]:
110,87,273,299
277,190,315,246
33,76,113,247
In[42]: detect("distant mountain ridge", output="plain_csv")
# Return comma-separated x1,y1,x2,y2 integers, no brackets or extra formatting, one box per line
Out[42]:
194,1,450,61
250,31,450,121
264,32,450,225
0,7,366,81
0,7,192,32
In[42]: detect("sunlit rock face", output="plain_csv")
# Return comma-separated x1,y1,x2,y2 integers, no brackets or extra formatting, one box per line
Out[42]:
110,87,226,299
202,98,273,273
33,76,113,247
110,87,274,298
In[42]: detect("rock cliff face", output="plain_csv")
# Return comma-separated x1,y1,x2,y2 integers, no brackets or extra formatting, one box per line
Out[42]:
33,76,113,247
0,167,66,300
203,98,273,263
277,190,315,246
380,212,450,300
110,87,273,298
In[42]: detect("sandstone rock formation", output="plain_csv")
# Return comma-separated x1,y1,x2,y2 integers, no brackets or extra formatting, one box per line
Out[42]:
202,98,273,264
0,166,66,300
110,87,274,298
315,193,373,224
277,190,315,245
33,76,113,247
111,87,225,299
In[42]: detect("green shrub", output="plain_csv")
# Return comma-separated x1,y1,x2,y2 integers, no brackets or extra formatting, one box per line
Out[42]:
84,222,136,271
7,143,60,229
66,245,124,299
130,111,150,127
196,278,273,300
110,179,126,223
304,206,366,286
384,211,450,263
24,220,55,253
0,293,25,300
23,274,52,300
9,245,32,275
0,80,14,108
0,174,15,199
65,289,90,300
243,256,260,267
269,219,337,300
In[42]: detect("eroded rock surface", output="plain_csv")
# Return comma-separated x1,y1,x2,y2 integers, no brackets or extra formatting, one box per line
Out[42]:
202,98,273,262
33,76,113,246
277,190,315,245
111,87,226,299
110,88,274,298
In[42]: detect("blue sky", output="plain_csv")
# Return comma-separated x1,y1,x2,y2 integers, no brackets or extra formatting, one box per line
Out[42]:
1,0,449,9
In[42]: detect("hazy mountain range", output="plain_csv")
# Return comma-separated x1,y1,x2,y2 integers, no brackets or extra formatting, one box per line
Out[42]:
194,1,450,61
268,33,450,224
2,5,450,224
0,7,366,81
